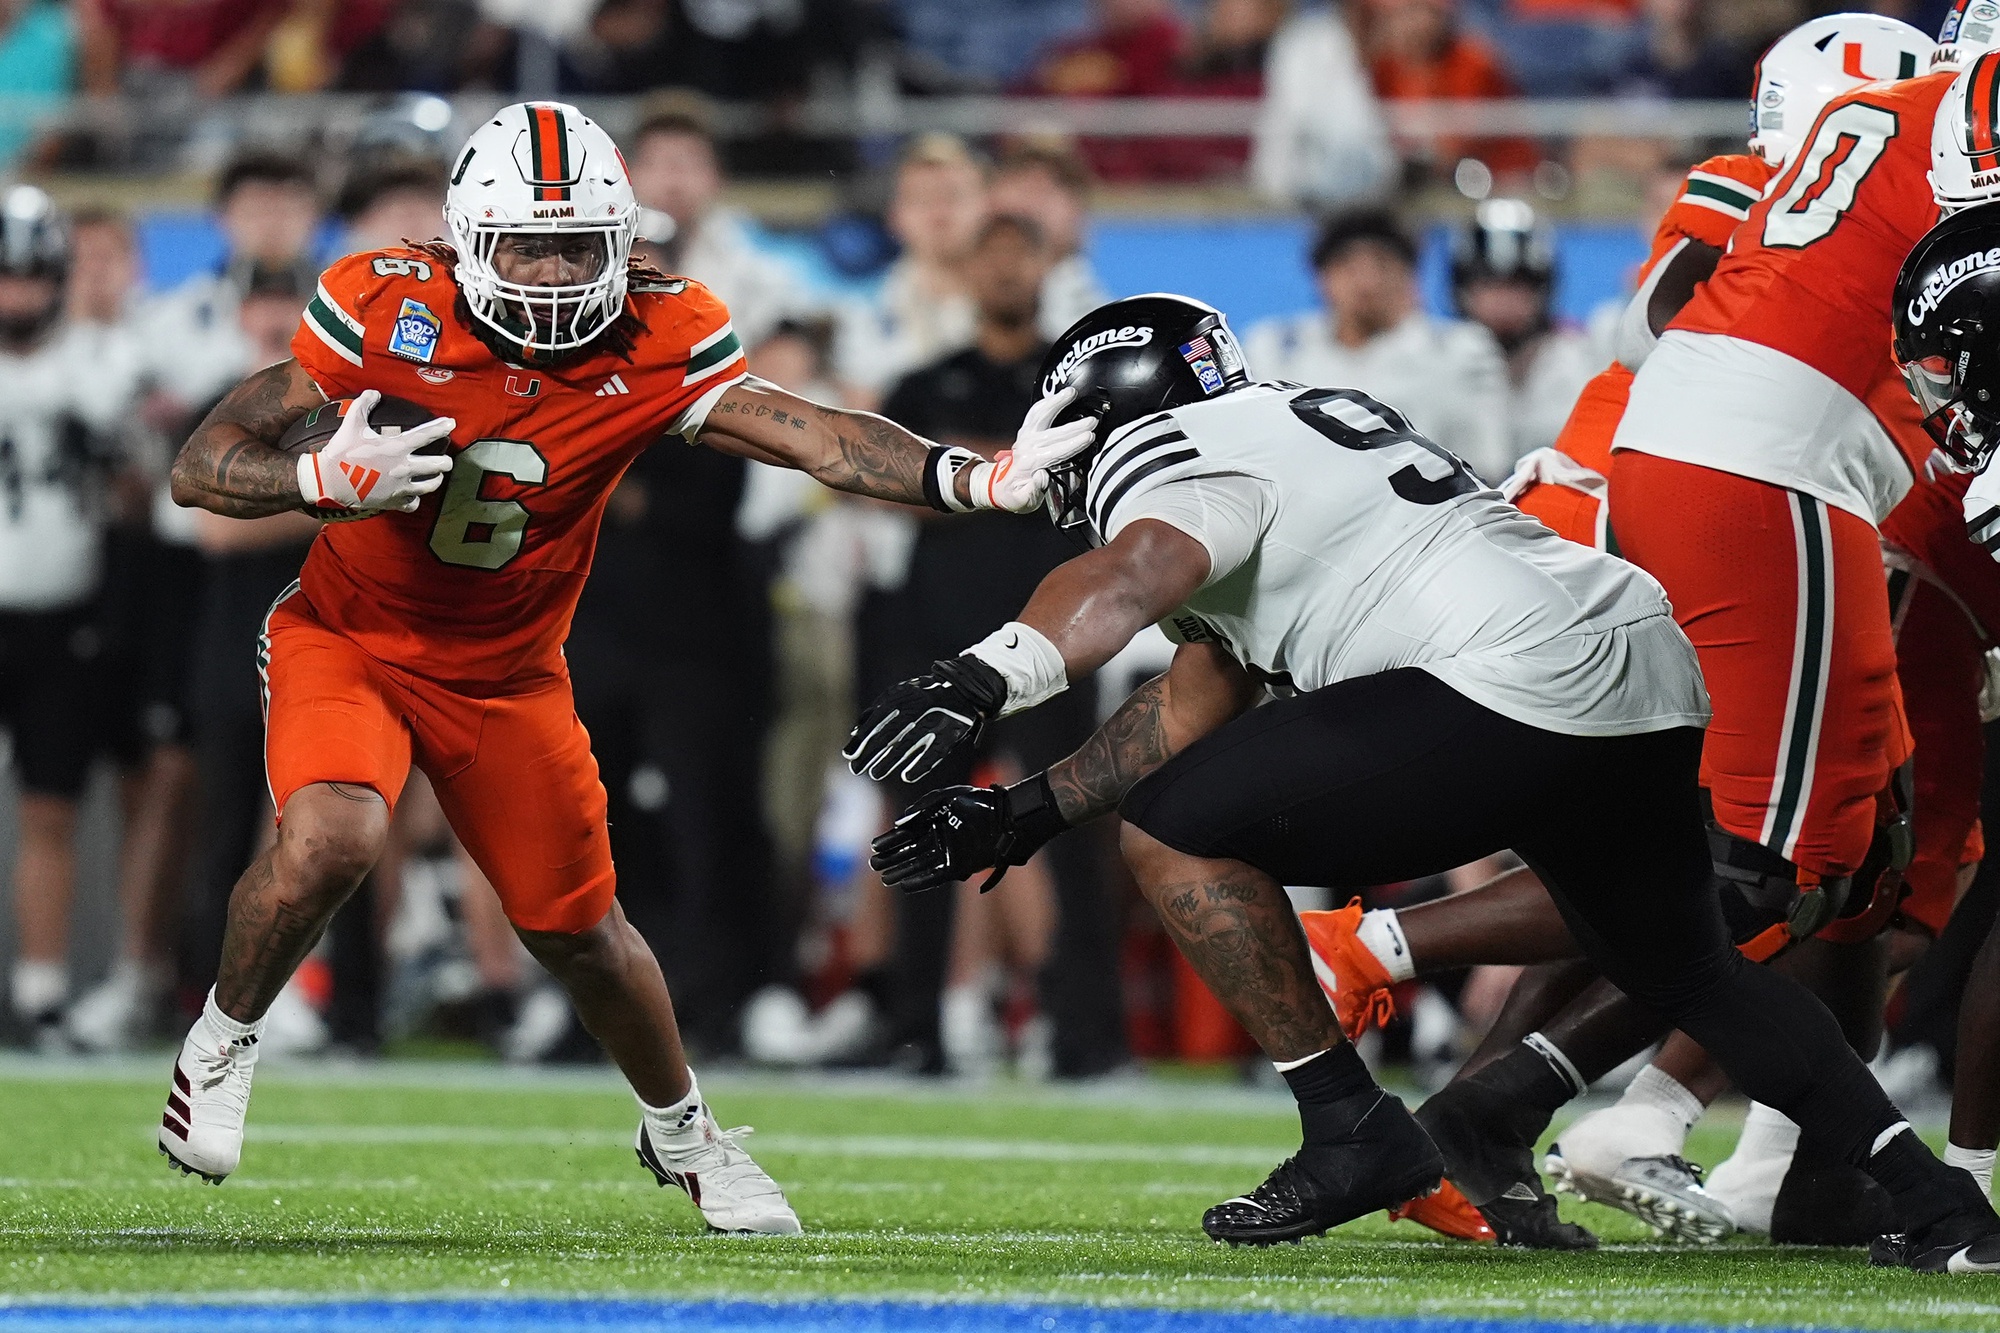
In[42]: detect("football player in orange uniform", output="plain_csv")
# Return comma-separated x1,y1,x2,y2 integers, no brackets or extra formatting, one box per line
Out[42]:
152,102,1098,1231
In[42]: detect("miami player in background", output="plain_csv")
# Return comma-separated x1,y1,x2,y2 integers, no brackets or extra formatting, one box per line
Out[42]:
1289,12,1952,1247
155,101,1098,1234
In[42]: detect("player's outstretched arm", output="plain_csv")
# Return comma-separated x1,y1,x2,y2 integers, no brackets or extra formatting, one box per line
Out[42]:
846,519,1211,784
869,639,1256,895
1045,641,1259,826
170,359,327,518
696,378,1093,513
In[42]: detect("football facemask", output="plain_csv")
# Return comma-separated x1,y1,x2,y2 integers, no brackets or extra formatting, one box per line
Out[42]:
445,101,637,358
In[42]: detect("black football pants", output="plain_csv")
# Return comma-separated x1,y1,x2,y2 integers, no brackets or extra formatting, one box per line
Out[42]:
1121,666,1908,1172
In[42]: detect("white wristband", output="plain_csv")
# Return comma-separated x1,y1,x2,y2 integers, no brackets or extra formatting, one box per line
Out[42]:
297,452,335,509
965,621,1068,717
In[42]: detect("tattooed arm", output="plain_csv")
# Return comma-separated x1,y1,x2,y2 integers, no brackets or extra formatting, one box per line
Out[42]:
1047,642,1261,825
170,358,327,518
696,377,976,506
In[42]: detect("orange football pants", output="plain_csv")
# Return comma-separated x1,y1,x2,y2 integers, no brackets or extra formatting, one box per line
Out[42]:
259,585,615,934
1887,571,1988,937
1610,452,1910,883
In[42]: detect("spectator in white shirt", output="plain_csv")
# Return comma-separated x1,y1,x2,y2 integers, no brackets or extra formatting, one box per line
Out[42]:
990,139,1111,339
1244,207,1511,479
835,134,989,407
624,99,815,350
1450,198,1598,468
1250,1,1396,209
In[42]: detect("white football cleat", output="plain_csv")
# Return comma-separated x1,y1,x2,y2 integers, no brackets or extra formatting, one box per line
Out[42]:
1546,1148,1736,1243
635,1095,802,1235
159,999,262,1183
67,963,167,1053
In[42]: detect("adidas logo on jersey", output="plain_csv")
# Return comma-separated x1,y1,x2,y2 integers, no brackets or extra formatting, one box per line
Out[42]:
596,375,630,397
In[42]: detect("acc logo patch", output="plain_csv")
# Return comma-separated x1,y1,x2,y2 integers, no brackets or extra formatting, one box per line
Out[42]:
416,366,454,385
388,298,442,364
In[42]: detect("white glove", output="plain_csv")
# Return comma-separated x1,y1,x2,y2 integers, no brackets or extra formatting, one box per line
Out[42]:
965,389,1102,514
297,389,456,515
1965,462,2000,561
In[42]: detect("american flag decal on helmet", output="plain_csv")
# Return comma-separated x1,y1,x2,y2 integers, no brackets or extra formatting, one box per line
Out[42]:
1180,335,1214,364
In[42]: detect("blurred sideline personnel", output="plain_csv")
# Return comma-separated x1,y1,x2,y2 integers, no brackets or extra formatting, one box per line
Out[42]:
836,134,990,406
1449,198,1595,465
850,293,2000,1272
1242,209,1512,482
623,98,812,348
988,140,1111,343
0,187,145,1046
864,213,1126,1077
1298,11,1971,1247
157,100,1096,1234
63,207,199,1053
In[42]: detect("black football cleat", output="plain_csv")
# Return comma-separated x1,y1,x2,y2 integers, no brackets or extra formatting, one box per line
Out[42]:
1417,1079,1597,1251
1873,1218,2000,1273
1202,1089,1444,1246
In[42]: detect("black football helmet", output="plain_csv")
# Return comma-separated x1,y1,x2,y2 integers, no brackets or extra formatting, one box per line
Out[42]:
1893,203,2000,471
0,185,67,345
1035,293,1251,529
1450,198,1556,350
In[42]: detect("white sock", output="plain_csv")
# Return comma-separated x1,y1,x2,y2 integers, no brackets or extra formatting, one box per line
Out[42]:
640,1071,703,1139
1621,1063,1707,1132
11,960,68,1018
1732,1099,1802,1163
1355,909,1416,982
202,988,266,1044
1946,1142,1997,1198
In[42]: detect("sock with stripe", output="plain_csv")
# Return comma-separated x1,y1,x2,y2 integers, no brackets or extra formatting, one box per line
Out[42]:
640,1072,704,1142
201,988,265,1045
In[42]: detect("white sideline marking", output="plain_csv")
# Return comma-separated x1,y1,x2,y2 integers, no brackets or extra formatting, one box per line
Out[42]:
226,1125,1287,1167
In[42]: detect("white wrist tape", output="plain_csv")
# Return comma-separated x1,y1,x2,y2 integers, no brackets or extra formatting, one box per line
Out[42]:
927,445,986,513
965,621,1068,717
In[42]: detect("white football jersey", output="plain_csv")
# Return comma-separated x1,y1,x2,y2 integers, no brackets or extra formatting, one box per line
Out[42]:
1086,381,1711,737
0,321,142,609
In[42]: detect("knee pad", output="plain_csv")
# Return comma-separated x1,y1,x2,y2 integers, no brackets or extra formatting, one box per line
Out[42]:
1708,823,1832,962
1815,773,1915,946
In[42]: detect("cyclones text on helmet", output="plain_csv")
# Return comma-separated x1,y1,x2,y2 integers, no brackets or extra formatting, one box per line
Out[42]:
1893,203,2000,470
445,101,637,359
1034,293,1251,530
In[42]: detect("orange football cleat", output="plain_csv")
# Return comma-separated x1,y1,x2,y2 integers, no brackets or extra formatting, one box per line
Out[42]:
1298,898,1397,1039
1388,1178,1497,1243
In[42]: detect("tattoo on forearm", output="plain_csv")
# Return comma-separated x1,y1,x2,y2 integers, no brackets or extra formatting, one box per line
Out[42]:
808,403,930,503
213,857,332,1019
1149,865,1341,1062
1048,676,1172,824
170,360,321,518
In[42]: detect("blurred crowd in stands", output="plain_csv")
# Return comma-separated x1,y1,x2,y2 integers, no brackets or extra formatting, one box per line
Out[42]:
0,2,1962,187
0,0,1978,1101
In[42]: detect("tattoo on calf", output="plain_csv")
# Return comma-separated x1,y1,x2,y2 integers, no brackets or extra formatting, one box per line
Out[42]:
1150,866,1340,1062
214,859,333,1018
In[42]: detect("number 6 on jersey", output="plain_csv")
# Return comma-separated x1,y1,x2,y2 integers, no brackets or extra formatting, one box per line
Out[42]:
429,438,547,570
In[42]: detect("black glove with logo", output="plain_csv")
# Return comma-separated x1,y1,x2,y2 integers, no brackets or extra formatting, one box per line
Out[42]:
872,773,1070,894
844,654,1009,784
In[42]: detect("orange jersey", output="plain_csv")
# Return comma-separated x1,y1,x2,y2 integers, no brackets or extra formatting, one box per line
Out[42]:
290,248,748,690
1672,73,1951,405
1538,155,1774,484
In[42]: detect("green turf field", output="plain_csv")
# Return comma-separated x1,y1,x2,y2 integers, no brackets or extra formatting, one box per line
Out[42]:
3,1059,1997,1330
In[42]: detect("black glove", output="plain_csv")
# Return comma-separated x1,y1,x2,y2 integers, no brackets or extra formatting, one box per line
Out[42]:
872,772,1070,894
844,654,1008,784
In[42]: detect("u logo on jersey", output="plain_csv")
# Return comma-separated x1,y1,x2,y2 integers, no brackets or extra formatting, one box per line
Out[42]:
505,375,542,398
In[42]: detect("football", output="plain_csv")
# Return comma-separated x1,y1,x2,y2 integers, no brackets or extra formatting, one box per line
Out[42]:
277,393,450,455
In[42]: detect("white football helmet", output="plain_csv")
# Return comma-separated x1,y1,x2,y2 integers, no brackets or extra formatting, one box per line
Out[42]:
1749,14,1934,168
444,101,637,358
1932,51,2000,211
1934,0,2000,72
